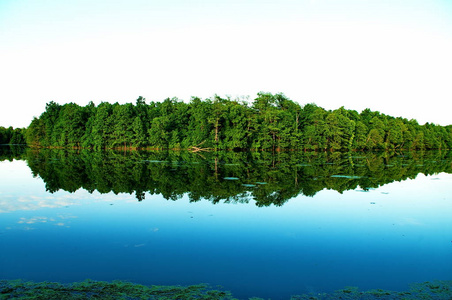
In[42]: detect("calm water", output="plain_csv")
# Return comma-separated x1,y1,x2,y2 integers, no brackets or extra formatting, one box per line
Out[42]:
0,148,451,299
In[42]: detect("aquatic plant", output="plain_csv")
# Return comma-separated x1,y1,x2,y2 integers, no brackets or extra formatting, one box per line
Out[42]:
290,280,452,300
1,279,451,299
0,279,237,300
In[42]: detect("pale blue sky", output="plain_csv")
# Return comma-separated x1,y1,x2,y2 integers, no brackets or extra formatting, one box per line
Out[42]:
1,0,452,128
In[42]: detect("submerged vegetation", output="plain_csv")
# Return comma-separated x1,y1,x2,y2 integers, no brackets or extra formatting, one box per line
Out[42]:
24,93,452,151
3,146,450,205
1,279,451,299
0,280,235,300
292,280,452,299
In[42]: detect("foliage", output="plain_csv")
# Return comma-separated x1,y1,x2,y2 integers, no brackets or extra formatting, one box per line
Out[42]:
20,148,452,206
0,279,236,300
0,279,450,299
0,145,27,162
24,94,452,151
0,126,26,145
290,280,452,300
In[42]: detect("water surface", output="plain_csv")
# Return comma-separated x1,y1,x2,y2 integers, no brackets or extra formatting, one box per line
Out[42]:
0,148,451,299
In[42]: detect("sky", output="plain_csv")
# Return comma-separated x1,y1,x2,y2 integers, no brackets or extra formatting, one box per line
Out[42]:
1,0,452,128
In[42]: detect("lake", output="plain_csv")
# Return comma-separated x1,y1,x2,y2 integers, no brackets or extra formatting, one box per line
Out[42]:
0,147,451,299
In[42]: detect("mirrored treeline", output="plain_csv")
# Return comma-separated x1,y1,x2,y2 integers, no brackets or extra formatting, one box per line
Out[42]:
3,147,450,205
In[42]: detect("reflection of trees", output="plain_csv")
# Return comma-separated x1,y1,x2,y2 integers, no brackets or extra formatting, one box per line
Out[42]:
0,145,27,162
22,149,452,206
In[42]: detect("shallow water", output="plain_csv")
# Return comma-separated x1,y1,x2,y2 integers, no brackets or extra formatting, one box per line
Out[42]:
0,149,451,299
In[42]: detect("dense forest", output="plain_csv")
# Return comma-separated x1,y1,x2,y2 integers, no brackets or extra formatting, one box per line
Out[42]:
21,93,452,151
0,126,26,145
2,147,448,206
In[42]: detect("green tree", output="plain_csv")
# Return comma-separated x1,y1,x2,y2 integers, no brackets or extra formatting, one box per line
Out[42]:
41,101,62,146
222,99,251,150
52,103,87,148
10,128,27,144
300,105,328,151
208,95,228,150
25,117,46,147
91,102,114,149
386,118,407,149
111,103,135,149
0,127,10,144
352,121,368,150
366,116,386,149
185,97,214,148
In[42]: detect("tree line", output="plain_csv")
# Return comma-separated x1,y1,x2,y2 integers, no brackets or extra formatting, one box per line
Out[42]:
24,93,452,151
0,126,26,145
